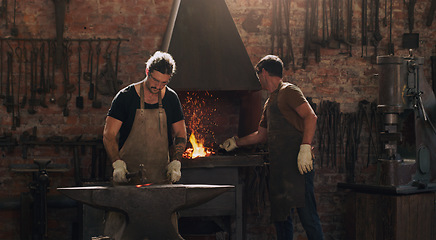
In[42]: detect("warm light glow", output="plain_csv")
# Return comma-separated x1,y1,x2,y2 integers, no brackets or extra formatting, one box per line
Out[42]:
190,133,207,158
183,132,214,159
136,183,153,188
181,92,217,159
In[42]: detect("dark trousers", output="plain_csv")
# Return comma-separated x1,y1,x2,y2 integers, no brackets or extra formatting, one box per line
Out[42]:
274,171,324,240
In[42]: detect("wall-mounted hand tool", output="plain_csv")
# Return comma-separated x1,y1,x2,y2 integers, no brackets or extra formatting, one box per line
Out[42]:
403,0,419,49
431,53,436,94
10,0,17,37
58,41,75,116
5,51,13,114
0,38,4,100
53,0,66,68
49,40,57,104
92,40,102,108
76,41,84,109
387,0,394,55
427,0,436,26
6,50,17,130
361,0,368,57
115,40,121,86
98,41,123,96
1,0,8,28
84,40,94,100
21,43,28,108
15,46,23,128
38,43,48,108
28,43,39,114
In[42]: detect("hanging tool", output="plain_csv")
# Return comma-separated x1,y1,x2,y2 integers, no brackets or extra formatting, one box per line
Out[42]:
28,42,38,114
372,0,383,58
7,51,16,130
98,41,117,96
302,0,312,68
283,0,295,69
115,39,121,83
403,0,419,49
15,45,23,128
49,40,57,104
38,43,48,108
407,0,416,33
382,0,387,27
21,43,28,108
432,48,436,93
426,0,436,26
58,41,75,116
76,41,83,109
387,0,394,55
53,0,66,67
10,0,18,37
361,0,368,57
92,40,102,108
45,40,52,104
0,39,4,100
1,0,8,28
85,40,94,100
270,0,295,70
5,48,13,114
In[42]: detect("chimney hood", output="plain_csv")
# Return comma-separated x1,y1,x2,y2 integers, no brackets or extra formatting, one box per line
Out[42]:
161,0,261,91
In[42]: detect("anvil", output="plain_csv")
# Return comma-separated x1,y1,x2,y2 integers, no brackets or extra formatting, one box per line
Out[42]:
58,184,233,240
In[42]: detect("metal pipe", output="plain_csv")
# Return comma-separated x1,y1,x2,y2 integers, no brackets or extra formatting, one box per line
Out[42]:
0,37,129,42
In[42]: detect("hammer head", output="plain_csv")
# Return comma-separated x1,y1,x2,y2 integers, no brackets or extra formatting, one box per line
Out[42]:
125,164,147,184
137,164,146,183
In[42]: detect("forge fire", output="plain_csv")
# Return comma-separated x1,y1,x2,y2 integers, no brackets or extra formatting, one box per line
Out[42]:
181,92,217,159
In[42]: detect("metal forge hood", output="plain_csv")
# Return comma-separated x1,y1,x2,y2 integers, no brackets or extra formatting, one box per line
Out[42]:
161,0,261,91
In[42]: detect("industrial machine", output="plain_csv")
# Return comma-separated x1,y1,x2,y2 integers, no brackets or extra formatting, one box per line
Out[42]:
376,51,436,191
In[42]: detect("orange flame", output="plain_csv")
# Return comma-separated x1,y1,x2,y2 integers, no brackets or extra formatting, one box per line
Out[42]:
183,132,214,159
181,92,217,159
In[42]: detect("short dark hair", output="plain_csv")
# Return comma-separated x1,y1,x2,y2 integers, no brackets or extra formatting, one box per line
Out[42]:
255,55,283,78
146,51,176,76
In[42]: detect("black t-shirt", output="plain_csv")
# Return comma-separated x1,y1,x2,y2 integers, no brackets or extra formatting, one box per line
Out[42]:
107,84,184,149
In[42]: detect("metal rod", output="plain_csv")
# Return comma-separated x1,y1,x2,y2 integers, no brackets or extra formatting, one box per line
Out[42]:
0,37,129,42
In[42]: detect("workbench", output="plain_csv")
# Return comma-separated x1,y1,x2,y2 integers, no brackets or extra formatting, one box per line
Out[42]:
339,183,436,240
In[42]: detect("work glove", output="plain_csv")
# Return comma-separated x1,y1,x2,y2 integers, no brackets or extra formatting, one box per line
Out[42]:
297,144,313,175
112,160,129,183
219,136,238,152
167,160,181,183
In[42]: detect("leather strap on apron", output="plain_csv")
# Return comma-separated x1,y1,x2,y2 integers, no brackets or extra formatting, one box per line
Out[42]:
267,84,305,222
119,83,169,184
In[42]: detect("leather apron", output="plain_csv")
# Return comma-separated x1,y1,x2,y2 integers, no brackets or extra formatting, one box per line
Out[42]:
119,83,169,184
267,84,305,222
104,84,171,239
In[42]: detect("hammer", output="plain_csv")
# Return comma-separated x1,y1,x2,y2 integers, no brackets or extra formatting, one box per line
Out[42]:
126,164,147,184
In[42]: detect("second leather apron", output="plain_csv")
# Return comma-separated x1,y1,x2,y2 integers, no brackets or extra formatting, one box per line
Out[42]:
119,83,169,184
267,85,305,222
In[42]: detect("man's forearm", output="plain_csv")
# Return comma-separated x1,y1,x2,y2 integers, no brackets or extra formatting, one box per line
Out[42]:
103,137,121,163
170,137,187,161
302,114,317,145
236,126,267,147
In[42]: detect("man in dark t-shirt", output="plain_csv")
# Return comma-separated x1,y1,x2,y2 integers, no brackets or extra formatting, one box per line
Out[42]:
102,52,187,239
103,51,187,184
107,84,184,149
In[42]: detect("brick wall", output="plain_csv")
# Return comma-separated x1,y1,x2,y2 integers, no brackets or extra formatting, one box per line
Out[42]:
0,0,435,239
